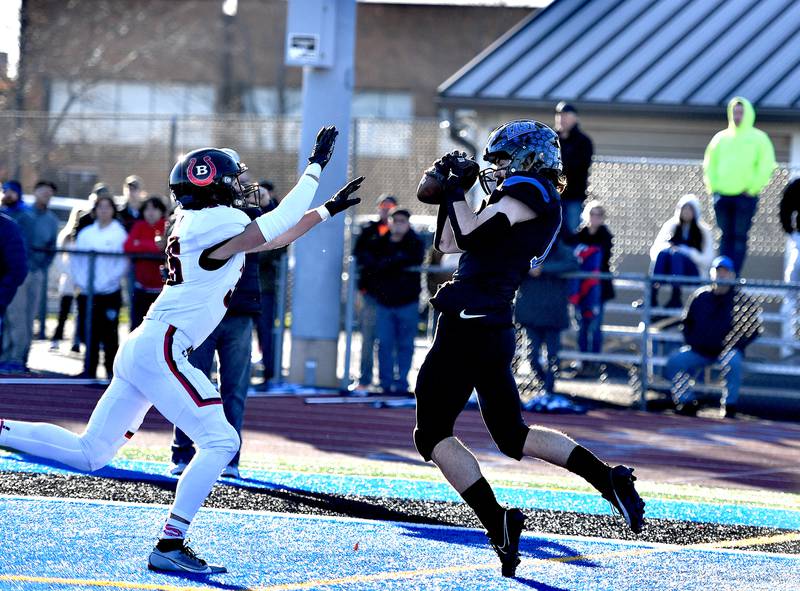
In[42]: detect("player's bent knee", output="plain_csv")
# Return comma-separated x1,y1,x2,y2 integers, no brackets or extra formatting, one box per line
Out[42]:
206,423,240,458
492,424,528,460
80,437,118,472
413,426,448,462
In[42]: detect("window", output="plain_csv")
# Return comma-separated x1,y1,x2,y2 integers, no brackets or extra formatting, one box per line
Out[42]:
49,80,215,145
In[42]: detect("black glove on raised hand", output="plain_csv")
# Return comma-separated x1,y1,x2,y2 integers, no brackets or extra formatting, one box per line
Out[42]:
423,155,451,185
324,176,364,216
443,150,480,191
308,126,338,170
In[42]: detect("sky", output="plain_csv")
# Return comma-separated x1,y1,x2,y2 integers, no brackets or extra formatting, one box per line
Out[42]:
0,0,549,79
0,0,21,78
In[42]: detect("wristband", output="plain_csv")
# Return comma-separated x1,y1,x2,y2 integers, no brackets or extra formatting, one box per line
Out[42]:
315,205,331,221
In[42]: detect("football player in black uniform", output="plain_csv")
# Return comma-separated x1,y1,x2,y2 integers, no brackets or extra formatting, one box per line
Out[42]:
414,120,645,577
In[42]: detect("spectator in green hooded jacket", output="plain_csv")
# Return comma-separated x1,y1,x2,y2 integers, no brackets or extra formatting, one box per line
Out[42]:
703,96,776,275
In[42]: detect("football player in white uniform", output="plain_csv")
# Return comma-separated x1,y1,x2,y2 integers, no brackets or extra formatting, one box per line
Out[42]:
0,126,363,574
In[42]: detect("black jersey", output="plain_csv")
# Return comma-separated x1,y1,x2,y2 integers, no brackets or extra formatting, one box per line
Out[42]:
430,171,562,326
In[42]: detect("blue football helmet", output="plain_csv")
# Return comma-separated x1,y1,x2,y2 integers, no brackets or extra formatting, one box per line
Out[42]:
478,120,564,194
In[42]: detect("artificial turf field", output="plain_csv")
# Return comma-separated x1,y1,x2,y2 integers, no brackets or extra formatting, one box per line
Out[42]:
0,453,798,591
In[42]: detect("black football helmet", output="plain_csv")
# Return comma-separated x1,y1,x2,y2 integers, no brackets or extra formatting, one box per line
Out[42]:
169,147,259,210
478,120,564,194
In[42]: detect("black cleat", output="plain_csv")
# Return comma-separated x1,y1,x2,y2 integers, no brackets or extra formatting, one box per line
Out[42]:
603,465,646,534
488,508,525,577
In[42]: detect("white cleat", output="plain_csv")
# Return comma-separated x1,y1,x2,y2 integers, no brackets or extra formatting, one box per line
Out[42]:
148,540,227,574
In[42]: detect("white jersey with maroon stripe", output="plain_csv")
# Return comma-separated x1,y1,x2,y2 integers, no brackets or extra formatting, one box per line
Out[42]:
146,205,251,349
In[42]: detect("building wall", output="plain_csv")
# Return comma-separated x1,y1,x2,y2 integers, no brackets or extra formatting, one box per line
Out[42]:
21,0,530,117
466,108,797,162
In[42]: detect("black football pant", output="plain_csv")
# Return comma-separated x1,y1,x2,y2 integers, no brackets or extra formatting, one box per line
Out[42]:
413,313,529,462
77,290,121,379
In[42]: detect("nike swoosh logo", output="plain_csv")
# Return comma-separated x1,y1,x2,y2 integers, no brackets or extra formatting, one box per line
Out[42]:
459,310,487,319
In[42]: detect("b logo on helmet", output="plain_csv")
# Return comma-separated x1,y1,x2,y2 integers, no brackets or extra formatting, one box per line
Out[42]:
187,156,217,187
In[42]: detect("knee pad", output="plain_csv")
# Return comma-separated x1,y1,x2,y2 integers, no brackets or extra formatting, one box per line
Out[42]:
191,415,240,456
211,423,240,457
80,436,118,472
413,426,449,462
491,423,528,461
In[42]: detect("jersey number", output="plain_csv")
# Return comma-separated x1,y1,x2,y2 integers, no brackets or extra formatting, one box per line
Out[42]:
165,236,184,285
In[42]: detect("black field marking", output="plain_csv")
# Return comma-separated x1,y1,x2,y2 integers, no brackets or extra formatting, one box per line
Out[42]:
0,470,797,553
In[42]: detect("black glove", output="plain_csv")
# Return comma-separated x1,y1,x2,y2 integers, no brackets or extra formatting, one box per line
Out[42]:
308,125,338,170
423,154,450,186
324,176,364,217
443,150,480,191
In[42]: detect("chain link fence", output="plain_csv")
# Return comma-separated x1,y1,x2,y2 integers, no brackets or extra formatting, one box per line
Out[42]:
3,112,799,409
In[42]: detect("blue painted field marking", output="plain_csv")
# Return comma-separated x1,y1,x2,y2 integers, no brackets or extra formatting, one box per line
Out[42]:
0,496,799,591
1,453,799,532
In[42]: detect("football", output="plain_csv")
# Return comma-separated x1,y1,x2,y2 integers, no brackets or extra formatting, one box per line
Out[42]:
416,172,444,204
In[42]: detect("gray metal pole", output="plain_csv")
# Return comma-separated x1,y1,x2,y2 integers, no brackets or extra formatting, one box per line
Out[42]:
271,252,288,385
340,253,357,391
289,0,357,387
82,252,96,377
37,266,48,339
639,276,651,410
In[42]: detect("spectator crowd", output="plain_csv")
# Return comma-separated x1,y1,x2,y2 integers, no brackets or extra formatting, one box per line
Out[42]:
0,95,794,423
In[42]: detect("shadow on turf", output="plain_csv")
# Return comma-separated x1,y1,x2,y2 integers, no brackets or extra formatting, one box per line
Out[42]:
399,525,599,566
150,570,249,590
513,578,571,591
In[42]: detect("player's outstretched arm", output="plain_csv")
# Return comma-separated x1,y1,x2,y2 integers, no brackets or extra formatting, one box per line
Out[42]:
209,126,337,260
250,176,364,252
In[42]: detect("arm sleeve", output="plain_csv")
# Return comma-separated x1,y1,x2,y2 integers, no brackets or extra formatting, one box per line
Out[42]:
433,203,449,252
445,181,540,252
71,232,88,291
446,191,511,253
703,136,719,194
750,132,777,195
256,163,321,243
649,221,674,262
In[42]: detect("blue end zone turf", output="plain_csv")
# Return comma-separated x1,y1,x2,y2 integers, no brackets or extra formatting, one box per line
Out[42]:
1,453,799,531
0,496,798,591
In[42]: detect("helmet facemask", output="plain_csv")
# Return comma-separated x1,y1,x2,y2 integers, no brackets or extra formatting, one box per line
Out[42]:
479,120,566,194
220,149,260,208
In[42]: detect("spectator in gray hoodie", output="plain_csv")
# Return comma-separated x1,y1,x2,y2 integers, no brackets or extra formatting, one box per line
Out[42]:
514,236,579,404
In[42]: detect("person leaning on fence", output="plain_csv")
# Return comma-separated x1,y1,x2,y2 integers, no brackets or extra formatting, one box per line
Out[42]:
366,207,425,395
514,232,579,407
566,200,614,375
0,181,60,373
703,96,776,275
71,193,129,379
665,256,762,419
124,196,167,330
645,194,714,310
350,193,398,394
0,212,28,355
